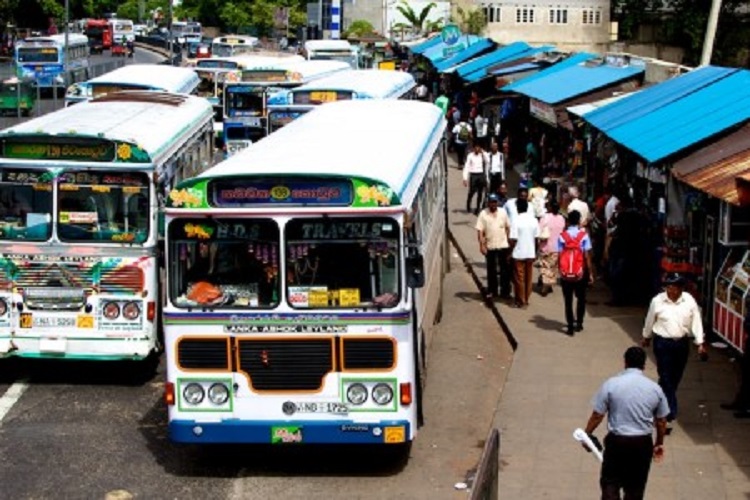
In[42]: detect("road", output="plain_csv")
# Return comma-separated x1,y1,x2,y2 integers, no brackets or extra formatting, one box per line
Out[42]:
0,52,512,499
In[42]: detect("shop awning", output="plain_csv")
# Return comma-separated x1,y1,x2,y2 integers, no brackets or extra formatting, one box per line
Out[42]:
491,61,540,76
671,122,750,178
585,67,750,163
442,41,531,75
673,148,750,205
500,57,645,105
421,35,483,63
567,93,637,118
502,53,597,92
584,65,737,131
462,46,556,83
431,38,495,71
409,35,442,54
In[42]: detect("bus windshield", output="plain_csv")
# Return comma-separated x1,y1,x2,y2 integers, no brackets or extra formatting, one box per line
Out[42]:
17,47,59,63
226,87,264,116
310,52,357,69
57,170,150,244
285,217,400,309
0,168,52,241
169,218,280,309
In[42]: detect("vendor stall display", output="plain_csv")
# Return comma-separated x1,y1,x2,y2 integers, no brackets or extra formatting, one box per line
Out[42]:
714,249,750,352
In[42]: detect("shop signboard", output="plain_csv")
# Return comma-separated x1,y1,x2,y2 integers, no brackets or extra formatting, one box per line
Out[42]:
529,98,557,127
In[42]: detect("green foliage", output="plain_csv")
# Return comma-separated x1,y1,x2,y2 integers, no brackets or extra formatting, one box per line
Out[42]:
454,5,486,35
395,1,436,35
219,2,252,34
344,19,374,38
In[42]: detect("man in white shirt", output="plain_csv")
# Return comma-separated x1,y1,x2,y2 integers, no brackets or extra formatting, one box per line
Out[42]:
505,186,528,227
452,119,472,168
567,185,590,227
487,141,505,195
509,198,539,307
475,193,512,299
474,112,489,150
462,143,488,215
641,273,706,426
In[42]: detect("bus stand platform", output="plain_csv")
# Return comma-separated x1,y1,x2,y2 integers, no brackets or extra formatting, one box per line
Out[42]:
444,155,750,499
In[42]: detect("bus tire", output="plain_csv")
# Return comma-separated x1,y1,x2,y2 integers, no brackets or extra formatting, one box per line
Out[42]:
130,352,160,385
382,442,412,466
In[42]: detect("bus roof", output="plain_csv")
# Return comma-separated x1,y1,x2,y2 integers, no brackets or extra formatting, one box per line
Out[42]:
284,69,416,100
233,59,350,84
0,92,213,165
17,33,89,46
86,64,200,93
197,54,303,71
214,35,259,45
304,40,353,52
187,99,445,203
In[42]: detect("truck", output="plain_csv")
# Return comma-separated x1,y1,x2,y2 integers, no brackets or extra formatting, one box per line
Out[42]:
84,19,112,54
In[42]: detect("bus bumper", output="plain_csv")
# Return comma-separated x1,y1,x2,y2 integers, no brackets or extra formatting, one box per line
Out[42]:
169,419,411,445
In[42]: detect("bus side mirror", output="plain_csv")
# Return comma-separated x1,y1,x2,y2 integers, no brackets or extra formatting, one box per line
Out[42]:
405,253,425,289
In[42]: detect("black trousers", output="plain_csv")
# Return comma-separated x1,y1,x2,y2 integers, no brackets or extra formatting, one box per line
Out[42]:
653,335,690,421
466,173,486,213
485,248,511,297
601,433,654,500
488,172,503,195
561,276,587,328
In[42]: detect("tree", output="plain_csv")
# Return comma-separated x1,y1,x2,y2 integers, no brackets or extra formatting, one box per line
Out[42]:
454,5,486,35
396,1,436,35
344,19,375,39
219,1,252,34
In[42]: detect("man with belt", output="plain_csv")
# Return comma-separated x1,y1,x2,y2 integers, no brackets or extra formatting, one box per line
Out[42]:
641,273,706,428
475,193,511,300
583,346,669,499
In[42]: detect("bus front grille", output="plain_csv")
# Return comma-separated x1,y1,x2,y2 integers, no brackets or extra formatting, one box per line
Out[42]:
14,262,93,290
237,339,334,391
342,338,395,370
100,266,144,294
177,338,230,370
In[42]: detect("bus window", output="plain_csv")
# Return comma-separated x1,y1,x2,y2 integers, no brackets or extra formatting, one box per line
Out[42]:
57,171,150,243
226,88,264,117
17,47,58,63
0,169,52,241
168,218,280,308
285,217,400,308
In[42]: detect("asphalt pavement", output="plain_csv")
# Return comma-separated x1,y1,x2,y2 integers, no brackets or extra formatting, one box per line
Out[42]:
444,153,750,499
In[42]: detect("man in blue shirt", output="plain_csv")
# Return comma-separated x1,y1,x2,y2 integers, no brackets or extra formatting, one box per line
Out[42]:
583,347,669,500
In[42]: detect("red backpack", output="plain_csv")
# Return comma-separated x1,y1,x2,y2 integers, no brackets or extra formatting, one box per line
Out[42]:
559,230,586,281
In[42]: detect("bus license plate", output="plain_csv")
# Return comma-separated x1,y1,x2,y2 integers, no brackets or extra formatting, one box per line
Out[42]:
293,402,349,415
32,316,76,328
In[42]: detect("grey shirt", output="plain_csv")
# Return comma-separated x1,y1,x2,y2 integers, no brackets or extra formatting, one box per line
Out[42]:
591,368,670,436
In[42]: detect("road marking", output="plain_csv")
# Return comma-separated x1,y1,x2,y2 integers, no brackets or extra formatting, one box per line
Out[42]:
0,381,29,424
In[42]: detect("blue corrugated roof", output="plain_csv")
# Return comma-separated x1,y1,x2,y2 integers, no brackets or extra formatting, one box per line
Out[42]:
442,41,531,76
491,62,540,76
583,65,739,131
502,53,596,92
409,35,442,54
462,46,555,83
431,38,495,71
595,68,750,163
422,35,482,62
503,59,644,104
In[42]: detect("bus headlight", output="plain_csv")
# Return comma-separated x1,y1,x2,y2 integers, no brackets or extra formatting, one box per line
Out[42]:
0,298,7,316
346,383,368,406
371,383,394,405
122,301,140,320
103,301,120,320
183,383,205,405
207,383,230,405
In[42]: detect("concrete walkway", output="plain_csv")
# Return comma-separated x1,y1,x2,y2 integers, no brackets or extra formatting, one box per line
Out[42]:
444,156,750,499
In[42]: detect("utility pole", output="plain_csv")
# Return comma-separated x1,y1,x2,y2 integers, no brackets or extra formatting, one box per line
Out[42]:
63,0,69,78
318,0,323,39
167,0,174,64
700,0,723,66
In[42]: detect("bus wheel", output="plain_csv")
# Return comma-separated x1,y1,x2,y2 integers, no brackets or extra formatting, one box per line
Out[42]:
129,352,160,385
416,329,427,427
382,442,412,466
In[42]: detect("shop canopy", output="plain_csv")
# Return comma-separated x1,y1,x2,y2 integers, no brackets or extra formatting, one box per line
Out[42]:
491,61,540,76
461,45,557,84
501,52,597,91
501,57,645,105
582,66,750,163
408,35,442,54
421,35,484,63
431,38,495,72
442,41,531,76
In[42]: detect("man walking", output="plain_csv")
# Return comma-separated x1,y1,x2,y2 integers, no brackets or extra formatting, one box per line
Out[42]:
558,210,595,336
641,273,706,427
509,198,538,308
583,346,669,500
452,115,472,167
487,141,505,195
463,143,488,215
567,185,590,227
475,193,511,300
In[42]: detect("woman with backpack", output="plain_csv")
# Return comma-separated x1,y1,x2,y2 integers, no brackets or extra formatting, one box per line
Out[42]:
558,209,596,336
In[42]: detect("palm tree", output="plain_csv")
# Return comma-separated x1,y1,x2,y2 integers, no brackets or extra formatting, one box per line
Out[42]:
454,5,487,35
396,1,437,35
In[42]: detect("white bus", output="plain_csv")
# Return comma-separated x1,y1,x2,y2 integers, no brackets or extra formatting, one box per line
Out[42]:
65,64,201,106
266,69,416,133
14,34,90,89
0,91,214,365
223,59,350,157
171,21,202,44
211,35,260,58
163,99,447,450
108,18,135,44
303,40,359,69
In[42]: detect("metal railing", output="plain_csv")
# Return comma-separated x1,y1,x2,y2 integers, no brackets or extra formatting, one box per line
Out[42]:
470,428,500,500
